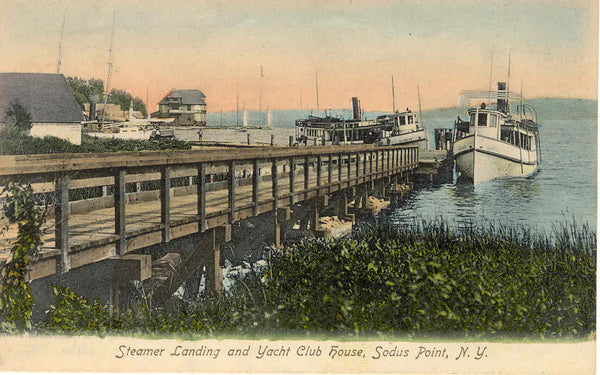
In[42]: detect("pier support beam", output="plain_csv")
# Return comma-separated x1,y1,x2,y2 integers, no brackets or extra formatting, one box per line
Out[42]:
310,197,323,231
112,254,152,318
203,225,231,296
274,207,292,248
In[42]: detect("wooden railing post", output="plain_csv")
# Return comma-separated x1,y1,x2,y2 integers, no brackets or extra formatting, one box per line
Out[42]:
289,157,295,204
370,151,373,175
304,156,310,193
272,158,279,210
253,159,260,216
228,161,236,223
272,158,279,246
328,154,333,187
55,173,70,274
198,163,207,232
375,150,379,174
347,152,351,181
356,152,360,179
160,166,171,243
114,169,127,256
338,153,343,184
316,155,322,188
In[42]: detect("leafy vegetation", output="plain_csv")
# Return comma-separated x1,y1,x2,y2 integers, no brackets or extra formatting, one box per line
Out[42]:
67,77,104,106
4,101,33,133
0,183,46,332
41,219,595,339
108,89,147,117
0,132,191,155
66,76,147,116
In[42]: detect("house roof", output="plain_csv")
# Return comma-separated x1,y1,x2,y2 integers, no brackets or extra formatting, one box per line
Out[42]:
159,89,206,105
0,73,84,123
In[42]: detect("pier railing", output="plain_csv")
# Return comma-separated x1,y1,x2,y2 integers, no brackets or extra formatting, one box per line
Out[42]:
0,144,418,279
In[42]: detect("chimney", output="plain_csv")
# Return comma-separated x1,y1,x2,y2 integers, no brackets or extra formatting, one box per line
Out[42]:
497,82,507,113
352,97,361,121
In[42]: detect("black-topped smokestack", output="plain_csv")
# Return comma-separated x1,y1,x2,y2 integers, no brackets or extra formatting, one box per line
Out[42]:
497,82,507,113
352,97,361,120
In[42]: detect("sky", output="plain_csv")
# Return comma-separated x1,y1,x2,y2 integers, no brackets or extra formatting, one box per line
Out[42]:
0,0,597,113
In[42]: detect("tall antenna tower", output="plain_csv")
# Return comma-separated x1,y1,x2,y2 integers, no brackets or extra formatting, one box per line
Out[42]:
56,12,66,74
100,9,116,125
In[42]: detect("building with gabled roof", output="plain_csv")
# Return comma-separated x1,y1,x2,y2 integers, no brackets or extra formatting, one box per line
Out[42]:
153,89,207,126
0,72,84,144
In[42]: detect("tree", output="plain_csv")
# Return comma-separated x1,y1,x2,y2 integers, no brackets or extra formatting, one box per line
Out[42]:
109,89,147,117
4,101,32,133
66,76,104,106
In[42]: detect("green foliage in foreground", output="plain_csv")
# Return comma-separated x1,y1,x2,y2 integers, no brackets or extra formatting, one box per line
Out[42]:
0,132,191,155
41,220,596,339
0,183,45,331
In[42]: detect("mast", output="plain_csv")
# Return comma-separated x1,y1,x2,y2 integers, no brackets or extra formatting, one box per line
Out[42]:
56,12,66,74
236,92,239,127
259,65,263,126
506,53,511,113
487,52,494,106
391,74,396,112
417,85,423,125
300,88,303,119
315,70,320,113
220,105,223,127
146,86,149,119
100,9,116,125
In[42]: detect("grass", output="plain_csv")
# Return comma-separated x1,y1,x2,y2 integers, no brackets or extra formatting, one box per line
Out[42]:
39,218,596,340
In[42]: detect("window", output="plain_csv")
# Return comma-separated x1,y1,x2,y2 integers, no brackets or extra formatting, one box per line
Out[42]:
187,105,192,111
399,116,406,125
489,115,497,128
478,113,487,127
408,115,414,124
470,113,475,125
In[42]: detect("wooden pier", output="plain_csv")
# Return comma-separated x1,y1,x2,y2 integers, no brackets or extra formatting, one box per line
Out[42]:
0,144,419,308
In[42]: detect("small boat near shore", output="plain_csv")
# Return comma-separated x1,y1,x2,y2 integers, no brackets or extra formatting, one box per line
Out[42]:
452,82,541,184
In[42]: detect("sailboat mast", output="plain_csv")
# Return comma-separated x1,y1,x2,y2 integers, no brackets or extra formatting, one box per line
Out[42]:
487,52,494,106
100,9,116,124
236,92,239,127
417,85,423,125
146,86,149,119
315,71,319,113
56,12,66,74
300,88,303,119
391,75,395,112
259,65,263,126
506,53,511,113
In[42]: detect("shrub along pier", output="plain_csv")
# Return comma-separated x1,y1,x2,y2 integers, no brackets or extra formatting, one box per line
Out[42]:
0,144,418,313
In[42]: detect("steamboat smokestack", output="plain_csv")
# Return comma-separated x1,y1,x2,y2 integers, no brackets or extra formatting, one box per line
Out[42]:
497,82,507,113
352,97,361,120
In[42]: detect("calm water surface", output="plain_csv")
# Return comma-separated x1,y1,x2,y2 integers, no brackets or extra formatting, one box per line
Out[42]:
383,118,597,233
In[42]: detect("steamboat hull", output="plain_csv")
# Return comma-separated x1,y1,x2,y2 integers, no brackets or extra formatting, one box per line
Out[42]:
454,134,538,184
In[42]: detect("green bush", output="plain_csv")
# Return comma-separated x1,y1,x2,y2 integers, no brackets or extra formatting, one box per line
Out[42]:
0,132,191,155
43,286,110,334
40,219,596,339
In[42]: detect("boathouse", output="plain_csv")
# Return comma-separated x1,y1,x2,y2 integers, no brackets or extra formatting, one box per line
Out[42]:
153,89,207,126
0,72,84,144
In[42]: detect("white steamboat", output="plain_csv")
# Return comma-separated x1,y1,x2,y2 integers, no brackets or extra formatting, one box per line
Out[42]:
453,82,541,184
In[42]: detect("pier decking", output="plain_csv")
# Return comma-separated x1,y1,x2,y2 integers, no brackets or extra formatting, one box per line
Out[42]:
0,144,419,283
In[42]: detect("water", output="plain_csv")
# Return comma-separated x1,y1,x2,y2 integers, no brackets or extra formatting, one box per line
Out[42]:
384,118,597,233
